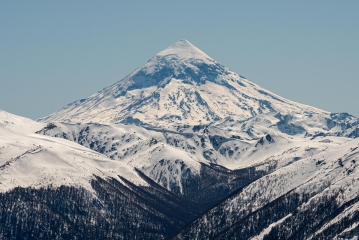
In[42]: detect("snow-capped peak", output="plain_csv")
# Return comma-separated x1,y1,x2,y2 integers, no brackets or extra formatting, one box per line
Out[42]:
154,39,212,62
38,40,359,139
141,39,215,76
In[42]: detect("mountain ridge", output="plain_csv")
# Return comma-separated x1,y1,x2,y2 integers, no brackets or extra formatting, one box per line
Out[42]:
38,40,359,139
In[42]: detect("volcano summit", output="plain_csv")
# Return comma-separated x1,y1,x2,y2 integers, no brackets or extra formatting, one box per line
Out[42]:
39,40,359,139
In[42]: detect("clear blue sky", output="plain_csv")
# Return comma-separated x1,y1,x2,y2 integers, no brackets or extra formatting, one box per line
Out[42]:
1,1,358,119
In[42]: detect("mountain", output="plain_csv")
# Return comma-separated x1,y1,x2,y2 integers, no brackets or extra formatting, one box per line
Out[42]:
2,40,359,239
0,110,145,192
38,39,359,139
3,107,359,239
35,121,277,205
172,136,359,239
0,110,205,239
36,119,354,188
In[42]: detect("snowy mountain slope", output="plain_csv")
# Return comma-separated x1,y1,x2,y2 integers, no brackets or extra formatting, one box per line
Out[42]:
36,122,203,194
38,120,352,170
35,122,274,205
38,40,359,139
0,109,43,135
0,109,214,239
36,121,354,205
3,109,358,239
0,110,147,192
172,137,359,239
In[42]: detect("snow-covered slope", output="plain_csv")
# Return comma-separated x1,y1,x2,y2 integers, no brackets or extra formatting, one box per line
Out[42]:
38,40,359,138
36,122,203,194
36,121,353,197
0,109,146,192
0,109,210,239
173,137,359,239
34,118,359,239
